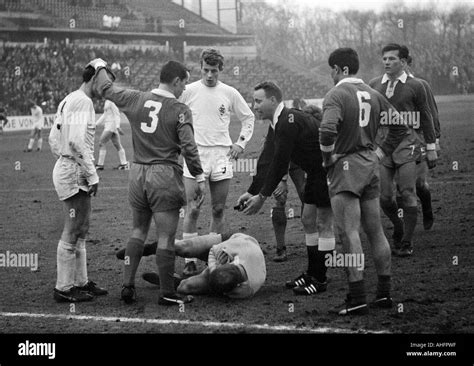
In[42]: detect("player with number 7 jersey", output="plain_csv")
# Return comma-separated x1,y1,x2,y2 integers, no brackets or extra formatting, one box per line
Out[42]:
92,59,205,306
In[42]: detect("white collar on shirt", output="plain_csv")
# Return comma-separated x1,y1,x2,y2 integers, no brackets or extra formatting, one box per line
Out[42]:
335,77,364,87
271,102,285,129
151,88,176,99
382,71,408,84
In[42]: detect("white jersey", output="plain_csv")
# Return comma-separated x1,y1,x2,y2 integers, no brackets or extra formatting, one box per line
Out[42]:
49,89,98,185
96,100,121,132
179,80,254,149
31,105,44,129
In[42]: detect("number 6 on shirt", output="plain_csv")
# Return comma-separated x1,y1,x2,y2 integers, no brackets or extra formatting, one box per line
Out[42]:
356,91,371,127
141,100,162,133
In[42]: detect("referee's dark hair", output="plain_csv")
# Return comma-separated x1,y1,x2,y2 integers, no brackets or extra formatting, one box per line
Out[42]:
160,60,189,83
328,47,359,75
254,81,283,102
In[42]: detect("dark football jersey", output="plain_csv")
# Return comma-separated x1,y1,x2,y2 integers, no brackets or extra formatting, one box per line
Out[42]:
95,71,203,177
320,78,407,156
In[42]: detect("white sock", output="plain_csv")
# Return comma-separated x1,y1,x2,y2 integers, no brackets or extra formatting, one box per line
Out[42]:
183,232,198,263
37,138,43,150
318,237,336,251
27,138,34,150
305,232,319,247
56,240,76,292
118,148,127,165
74,238,88,287
98,147,107,166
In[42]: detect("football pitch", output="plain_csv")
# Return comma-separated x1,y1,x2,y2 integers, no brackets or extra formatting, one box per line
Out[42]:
0,95,472,334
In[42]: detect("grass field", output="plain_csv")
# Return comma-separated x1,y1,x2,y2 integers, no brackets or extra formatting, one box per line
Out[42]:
0,95,472,337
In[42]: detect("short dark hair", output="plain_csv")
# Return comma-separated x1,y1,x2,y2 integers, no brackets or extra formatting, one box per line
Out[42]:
209,264,243,294
160,60,189,83
328,47,359,75
254,81,283,102
200,48,224,71
82,65,96,83
382,43,409,60
406,55,413,66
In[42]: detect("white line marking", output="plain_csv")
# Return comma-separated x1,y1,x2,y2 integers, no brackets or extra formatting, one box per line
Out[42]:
0,311,388,334
0,178,471,194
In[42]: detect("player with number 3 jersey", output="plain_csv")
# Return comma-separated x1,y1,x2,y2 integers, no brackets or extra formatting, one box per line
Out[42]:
92,59,205,306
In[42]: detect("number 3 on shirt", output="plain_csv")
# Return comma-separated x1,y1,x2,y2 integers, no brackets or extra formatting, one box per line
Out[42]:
141,100,162,133
356,91,371,127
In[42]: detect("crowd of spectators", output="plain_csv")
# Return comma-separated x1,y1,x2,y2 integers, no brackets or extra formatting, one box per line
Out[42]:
0,42,175,115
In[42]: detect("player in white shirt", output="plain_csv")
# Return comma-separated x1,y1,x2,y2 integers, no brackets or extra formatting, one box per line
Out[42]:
48,63,110,303
95,99,129,170
179,49,255,276
24,100,44,152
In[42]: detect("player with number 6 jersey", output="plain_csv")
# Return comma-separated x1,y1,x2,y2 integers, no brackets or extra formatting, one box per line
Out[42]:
92,59,205,306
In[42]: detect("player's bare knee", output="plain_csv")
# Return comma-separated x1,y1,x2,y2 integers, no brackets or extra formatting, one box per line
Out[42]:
211,204,225,219
177,279,191,294
186,206,201,221
301,212,315,231
400,189,416,206
177,240,192,258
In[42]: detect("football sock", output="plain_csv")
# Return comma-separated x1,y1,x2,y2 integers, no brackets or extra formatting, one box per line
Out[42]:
376,275,391,299
305,232,319,278
316,237,335,283
349,280,367,305
123,238,144,286
37,138,43,150
381,199,404,240
74,238,88,287
272,206,287,251
98,147,107,166
118,148,127,165
27,138,34,150
183,233,198,264
402,206,417,244
417,184,433,215
156,248,176,295
56,240,76,292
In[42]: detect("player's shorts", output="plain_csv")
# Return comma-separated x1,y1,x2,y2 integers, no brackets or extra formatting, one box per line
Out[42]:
103,121,118,134
303,168,331,207
53,157,89,201
129,163,185,212
327,149,380,201
381,130,420,169
183,145,233,181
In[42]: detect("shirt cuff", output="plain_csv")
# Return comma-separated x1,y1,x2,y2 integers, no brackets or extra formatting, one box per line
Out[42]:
426,143,436,151
320,144,335,153
87,172,99,186
195,174,205,183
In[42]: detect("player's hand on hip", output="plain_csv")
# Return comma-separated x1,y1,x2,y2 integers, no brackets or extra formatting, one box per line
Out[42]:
273,180,288,198
88,183,99,197
227,144,244,160
243,194,265,215
426,150,438,169
216,249,232,265
193,181,206,208
374,147,385,161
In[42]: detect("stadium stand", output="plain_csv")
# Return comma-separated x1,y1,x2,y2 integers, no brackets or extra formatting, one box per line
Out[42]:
0,42,324,115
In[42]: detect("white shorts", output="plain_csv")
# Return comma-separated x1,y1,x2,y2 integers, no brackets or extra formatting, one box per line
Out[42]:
183,146,233,181
53,157,89,201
